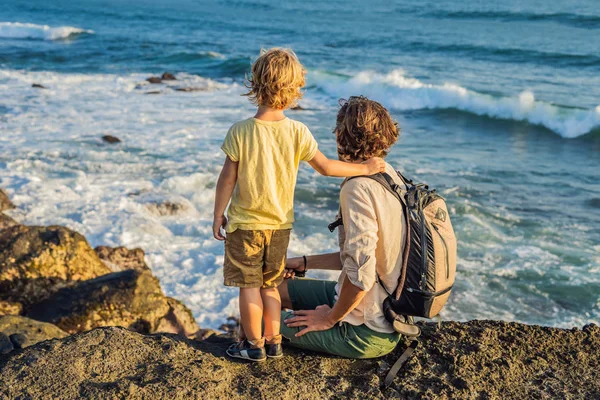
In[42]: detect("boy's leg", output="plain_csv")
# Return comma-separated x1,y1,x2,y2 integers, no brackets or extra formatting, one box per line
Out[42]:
262,229,291,341
239,287,263,341
260,287,281,339
223,229,266,342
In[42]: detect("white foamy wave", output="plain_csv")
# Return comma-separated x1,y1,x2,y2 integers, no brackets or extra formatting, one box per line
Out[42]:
312,69,600,138
0,22,93,40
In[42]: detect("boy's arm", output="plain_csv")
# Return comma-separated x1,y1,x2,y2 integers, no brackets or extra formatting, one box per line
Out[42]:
213,156,238,240
307,150,385,177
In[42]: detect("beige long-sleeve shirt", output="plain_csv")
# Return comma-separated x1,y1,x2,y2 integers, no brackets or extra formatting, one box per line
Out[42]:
335,163,407,333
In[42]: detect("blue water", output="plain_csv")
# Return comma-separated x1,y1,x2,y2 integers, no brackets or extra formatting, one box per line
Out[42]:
1,0,599,328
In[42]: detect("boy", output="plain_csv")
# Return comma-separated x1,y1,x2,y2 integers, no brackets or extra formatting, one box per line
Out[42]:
213,48,385,362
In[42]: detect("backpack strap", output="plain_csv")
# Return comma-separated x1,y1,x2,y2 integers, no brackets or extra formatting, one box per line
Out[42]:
328,172,412,300
383,340,419,388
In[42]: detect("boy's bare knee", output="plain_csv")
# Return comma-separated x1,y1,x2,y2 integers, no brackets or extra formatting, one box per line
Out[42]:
278,280,292,309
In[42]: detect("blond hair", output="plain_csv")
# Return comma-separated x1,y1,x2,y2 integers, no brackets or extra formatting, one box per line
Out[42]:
335,96,400,161
244,48,306,109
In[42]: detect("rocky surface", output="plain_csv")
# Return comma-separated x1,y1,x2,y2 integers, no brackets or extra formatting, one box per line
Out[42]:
28,270,167,333
0,189,14,212
0,315,67,348
27,269,199,337
0,321,597,399
0,300,22,316
0,214,18,232
95,245,149,272
0,225,110,308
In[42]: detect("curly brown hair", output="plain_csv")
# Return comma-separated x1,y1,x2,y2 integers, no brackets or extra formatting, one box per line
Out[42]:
244,48,306,110
334,96,400,162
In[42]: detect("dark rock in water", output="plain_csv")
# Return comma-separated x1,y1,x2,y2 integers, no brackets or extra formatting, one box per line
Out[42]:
27,269,197,336
161,72,176,81
146,77,162,84
102,135,121,144
0,321,599,399
175,87,207,92
8,333,26,349
0,332,13,354
0,316,67,349
0,189,15,212
145,91,161,95
31,84,47,89
587,198,600,209
291,105,305,110
145,200,190,217
94,246,149,273
0,214,19,232
0,225,110,307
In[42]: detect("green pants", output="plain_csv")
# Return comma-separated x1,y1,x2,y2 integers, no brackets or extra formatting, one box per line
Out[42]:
280,279,401,359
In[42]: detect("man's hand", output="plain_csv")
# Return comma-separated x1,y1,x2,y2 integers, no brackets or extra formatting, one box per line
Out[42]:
284,304,335,337
362,157,386,175
283,256,304,279
212,215,227,240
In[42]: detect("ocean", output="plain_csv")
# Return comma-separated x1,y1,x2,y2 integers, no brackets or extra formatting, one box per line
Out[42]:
1,0,599,329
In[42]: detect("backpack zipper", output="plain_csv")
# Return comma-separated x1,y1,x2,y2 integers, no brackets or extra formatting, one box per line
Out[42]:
432,223,450,279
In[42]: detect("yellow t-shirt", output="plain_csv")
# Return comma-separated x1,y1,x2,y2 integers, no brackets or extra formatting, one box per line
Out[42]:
221,117,318,233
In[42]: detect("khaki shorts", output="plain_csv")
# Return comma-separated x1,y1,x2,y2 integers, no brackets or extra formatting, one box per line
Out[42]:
224,229,291,289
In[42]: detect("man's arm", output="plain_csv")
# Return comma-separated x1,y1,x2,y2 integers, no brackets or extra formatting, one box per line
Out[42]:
287,252,343,271
212,156,238,240
307,150,385,177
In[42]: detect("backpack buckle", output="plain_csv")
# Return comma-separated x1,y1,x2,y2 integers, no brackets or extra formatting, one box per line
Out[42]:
328,218,343,232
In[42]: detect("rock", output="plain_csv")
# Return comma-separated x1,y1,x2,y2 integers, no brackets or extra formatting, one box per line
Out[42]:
0,214,19,232
0,332,13,354
94,246,149,272
102,135,121,144
27,270,171,335
146,77,162,84
291,105,305,110
161,72,176,81
31,84,47,89
0,189,15,212
0,301,22,316
145,200,190,217
194,328,220,341
175,87,207,92
218,316,239,336
0,316,67,349
145,91,161,95
8,333,26,349
1,321,599,399
0,225,110,307
155,297,199,338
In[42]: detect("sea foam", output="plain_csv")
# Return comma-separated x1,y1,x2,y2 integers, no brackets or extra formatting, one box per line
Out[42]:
313,69,600,139
0,22,93,40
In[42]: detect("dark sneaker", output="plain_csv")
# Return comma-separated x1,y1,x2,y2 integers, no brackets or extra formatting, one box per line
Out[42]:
265,342,283,358
226,340,266,362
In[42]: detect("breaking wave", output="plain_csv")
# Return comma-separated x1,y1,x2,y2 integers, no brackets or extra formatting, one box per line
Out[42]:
313,69,600,139
0,22,94,41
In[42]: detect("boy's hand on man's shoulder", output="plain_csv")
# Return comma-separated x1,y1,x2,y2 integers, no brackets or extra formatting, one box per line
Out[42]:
213,215,228,241
362,157,386,175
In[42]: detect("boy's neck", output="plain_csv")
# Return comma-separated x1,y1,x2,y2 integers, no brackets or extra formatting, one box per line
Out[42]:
254,106,286,122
